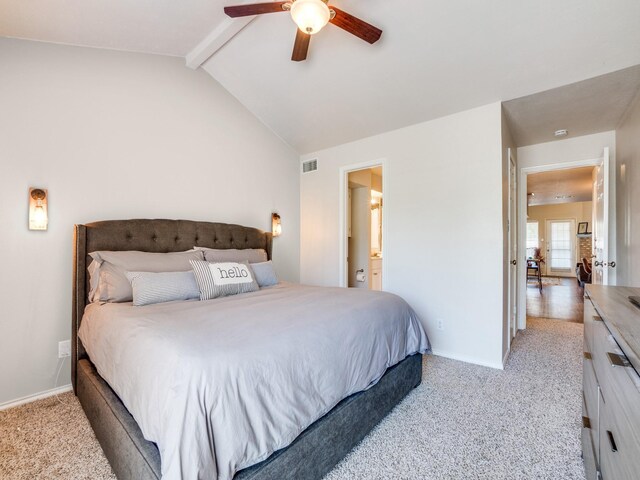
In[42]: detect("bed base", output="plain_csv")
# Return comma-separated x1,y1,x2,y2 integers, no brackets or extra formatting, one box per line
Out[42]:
77,353,422,480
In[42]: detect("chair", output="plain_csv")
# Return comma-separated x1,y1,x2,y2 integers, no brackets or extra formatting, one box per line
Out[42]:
527,259,542,292
576,257,592,287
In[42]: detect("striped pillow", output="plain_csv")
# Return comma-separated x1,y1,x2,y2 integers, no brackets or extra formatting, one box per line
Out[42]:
190,260,259,300
126,271,200,306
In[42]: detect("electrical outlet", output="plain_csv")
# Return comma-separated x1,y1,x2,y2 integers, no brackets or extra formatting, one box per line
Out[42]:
436,319,445,331
58,340,71,358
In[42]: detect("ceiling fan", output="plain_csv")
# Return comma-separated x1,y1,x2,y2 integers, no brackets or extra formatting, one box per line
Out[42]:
224,0,382,61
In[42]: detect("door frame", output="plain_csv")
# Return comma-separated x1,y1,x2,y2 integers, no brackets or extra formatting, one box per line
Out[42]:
338,159,387,288
516,155,604,331
507,149,517,351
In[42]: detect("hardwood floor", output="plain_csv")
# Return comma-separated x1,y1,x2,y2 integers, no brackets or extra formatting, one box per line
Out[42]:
526,276,584,323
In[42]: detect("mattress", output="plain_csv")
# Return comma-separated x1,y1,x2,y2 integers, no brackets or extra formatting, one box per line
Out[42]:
78,282,430,480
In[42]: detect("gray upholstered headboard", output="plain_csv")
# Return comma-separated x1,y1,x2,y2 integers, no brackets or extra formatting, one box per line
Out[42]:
72,219,272,392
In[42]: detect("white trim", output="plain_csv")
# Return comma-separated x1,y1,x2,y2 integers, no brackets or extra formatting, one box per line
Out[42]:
517,156,603,331
185,16,255,69
507,149,517,351
338,159,388,288
520,157,602,175
431,349,505,370
0,384,72,411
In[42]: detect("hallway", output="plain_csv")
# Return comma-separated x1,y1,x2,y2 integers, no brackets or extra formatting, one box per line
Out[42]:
526,277,584,323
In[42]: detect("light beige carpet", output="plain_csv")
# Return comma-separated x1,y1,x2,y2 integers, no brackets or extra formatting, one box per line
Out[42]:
1,317,584,480
0,391,114,479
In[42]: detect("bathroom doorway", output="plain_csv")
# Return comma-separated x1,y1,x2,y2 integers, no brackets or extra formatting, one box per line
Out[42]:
345,165,384,290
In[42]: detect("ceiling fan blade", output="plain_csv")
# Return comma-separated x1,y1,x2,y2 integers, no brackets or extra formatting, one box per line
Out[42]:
224,2,288,18
329,7,382,44
291,29,311,62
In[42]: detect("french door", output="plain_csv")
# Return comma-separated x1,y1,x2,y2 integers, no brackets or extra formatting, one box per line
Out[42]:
545,219,576,277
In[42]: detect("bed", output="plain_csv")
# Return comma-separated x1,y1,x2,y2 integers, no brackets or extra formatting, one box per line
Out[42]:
72,219,428,480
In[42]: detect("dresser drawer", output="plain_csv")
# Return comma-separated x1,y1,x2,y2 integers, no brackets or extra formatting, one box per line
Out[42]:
595,332,640,480
583,357,599,464
599,383,640,480
583,286,640,480
583,295,600,354
583,396,598,480
591,320,628,397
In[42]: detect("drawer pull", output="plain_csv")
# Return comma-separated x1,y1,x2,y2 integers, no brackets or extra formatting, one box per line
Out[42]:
582,416,591,429
583,351,592,360
607,430,618,452
607,352,631,368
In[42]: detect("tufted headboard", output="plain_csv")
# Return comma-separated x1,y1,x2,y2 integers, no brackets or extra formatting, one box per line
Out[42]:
72,219,272,392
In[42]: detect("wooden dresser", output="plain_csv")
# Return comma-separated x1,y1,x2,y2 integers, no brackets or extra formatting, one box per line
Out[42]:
583,285,640,480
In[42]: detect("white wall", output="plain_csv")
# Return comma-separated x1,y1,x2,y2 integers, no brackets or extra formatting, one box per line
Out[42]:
0,39,300,406
616,91,640,286
301,102,505,368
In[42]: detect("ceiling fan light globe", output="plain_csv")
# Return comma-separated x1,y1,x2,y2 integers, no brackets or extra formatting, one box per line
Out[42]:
290,0,330,35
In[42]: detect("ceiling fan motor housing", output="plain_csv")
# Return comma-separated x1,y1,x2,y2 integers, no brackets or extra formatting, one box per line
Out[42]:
289,0,332,34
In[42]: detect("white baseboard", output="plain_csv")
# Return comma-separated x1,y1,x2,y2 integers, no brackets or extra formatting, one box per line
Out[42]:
430,349,504,370
0,384,72,411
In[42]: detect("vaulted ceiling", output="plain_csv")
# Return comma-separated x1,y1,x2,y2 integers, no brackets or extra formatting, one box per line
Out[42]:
2,1,640,153
0,0,225,56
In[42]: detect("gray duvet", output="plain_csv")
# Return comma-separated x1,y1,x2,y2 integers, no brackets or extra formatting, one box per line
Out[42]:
78,283,430,480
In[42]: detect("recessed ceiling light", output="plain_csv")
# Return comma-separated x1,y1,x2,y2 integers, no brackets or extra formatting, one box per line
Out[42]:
554,129,568,137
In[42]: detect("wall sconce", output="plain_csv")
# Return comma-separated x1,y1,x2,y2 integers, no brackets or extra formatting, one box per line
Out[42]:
271,212,282,237
29,188,48,231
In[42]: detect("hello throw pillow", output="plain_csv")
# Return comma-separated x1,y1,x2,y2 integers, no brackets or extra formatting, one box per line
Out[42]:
190,260,259,300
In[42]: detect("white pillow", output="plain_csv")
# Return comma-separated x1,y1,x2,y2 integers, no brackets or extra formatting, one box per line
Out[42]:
126,271,200,306
88,250,204,303
190,260,259,300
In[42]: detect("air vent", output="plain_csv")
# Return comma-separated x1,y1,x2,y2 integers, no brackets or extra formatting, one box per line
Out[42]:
302,159,318,174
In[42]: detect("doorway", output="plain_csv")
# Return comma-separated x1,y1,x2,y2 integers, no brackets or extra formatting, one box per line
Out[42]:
517,151,611,329
339,161,385,290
